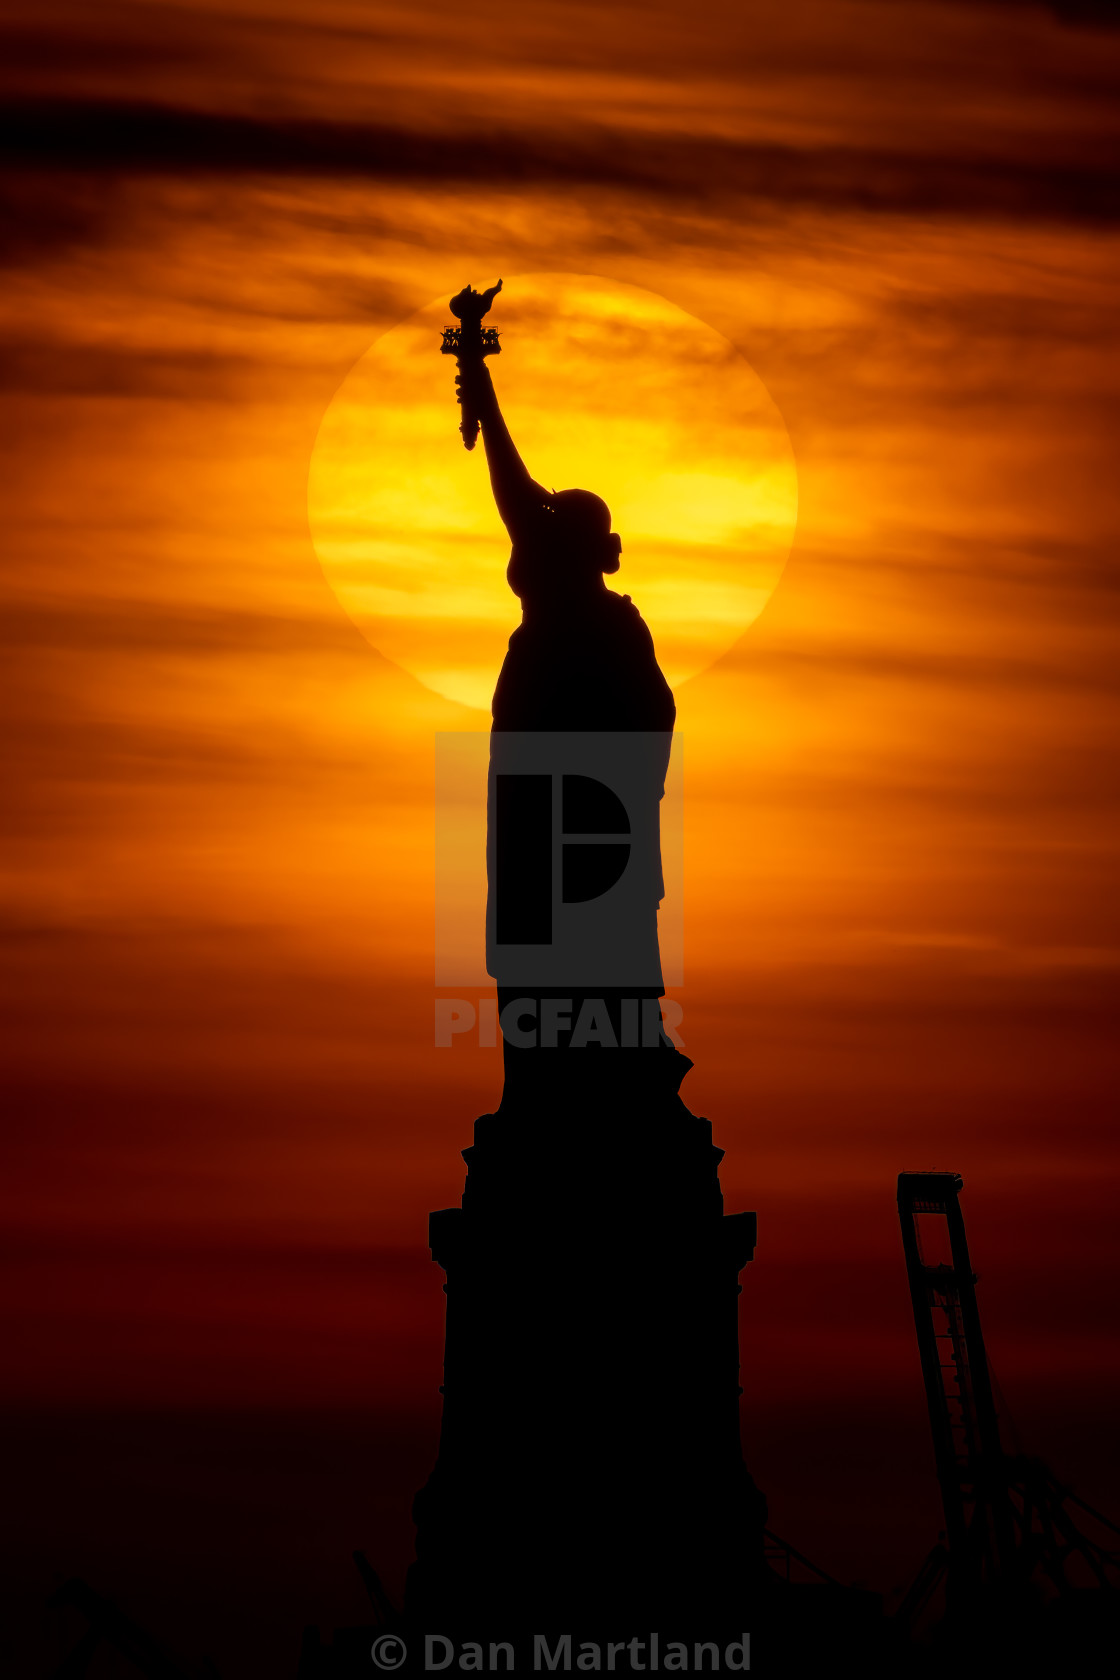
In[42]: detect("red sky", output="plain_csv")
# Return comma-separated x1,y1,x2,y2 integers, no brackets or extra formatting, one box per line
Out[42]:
2,1,1119,1672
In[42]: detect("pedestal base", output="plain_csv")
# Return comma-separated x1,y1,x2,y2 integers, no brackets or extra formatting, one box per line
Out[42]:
407,1085,767,1641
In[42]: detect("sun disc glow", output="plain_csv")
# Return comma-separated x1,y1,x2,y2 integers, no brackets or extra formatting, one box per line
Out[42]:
309,275,798,711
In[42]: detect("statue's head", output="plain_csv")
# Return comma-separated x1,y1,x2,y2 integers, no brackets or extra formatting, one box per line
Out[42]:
508,489,622,603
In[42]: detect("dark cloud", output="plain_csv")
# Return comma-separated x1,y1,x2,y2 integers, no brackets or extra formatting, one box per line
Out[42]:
0,339,260,398
0,21,209,78
2,99,1119,227
821,534,1120,602
0,171,112,265
889,1,1120,30
1044,0,1120,23
1007,0,1120,26
0,599,358,656
720,637,1120,700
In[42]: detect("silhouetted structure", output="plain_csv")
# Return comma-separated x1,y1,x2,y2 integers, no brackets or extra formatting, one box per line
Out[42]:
49,1578,215,1680
454,284,684,1105
897,1171,1120,1668
407,286,770,1646
407,1103,765,1639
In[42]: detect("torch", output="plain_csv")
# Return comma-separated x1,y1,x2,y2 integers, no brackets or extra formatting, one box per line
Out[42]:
441,279,503,450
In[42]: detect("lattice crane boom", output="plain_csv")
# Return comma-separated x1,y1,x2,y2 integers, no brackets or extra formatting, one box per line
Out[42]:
898,1170,1120,1618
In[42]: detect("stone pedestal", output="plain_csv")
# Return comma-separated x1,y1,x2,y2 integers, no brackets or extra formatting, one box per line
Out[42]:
407,1083,767,1642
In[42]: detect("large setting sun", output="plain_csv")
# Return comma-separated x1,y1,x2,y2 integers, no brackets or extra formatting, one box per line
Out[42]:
308,274,798,711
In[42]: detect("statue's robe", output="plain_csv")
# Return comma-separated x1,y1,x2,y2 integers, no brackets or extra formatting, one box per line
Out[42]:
492,588,675,738
485,511,683,1106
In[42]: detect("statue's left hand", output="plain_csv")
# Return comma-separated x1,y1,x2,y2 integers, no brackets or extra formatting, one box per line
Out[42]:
455,361,493,409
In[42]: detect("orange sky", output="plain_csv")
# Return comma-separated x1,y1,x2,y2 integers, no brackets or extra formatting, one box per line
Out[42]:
2,0,1119,1667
